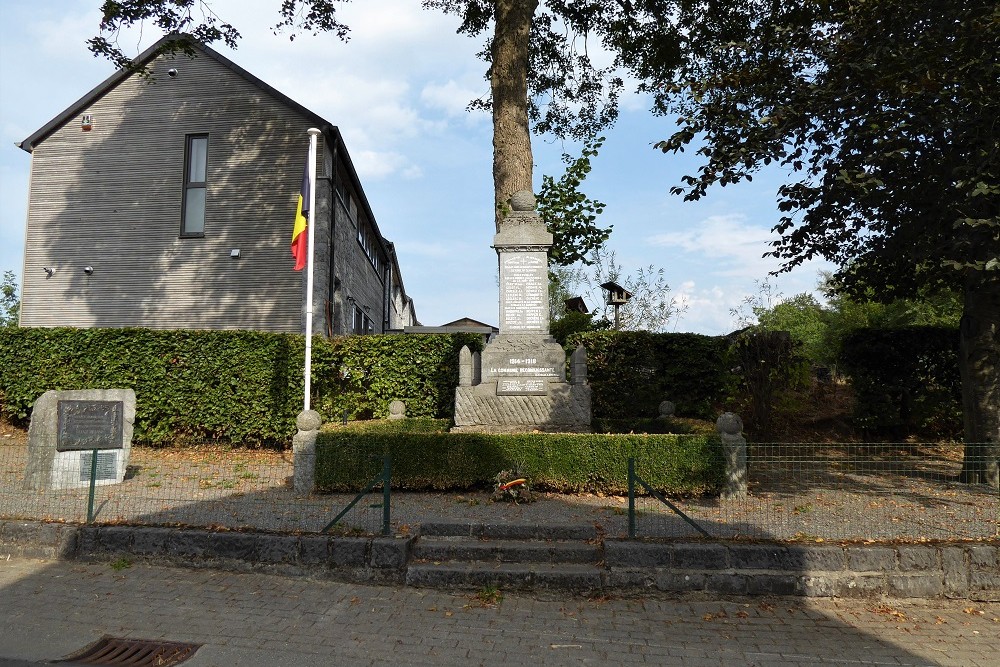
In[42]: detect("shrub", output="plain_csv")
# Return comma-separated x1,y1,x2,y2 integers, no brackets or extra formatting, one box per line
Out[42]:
315,422,724,496
571,330,735,420
840,326,961,437
0,328,481,445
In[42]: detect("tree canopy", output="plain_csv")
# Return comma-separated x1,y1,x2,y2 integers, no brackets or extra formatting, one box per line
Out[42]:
649,0,998,299
643,0,998,481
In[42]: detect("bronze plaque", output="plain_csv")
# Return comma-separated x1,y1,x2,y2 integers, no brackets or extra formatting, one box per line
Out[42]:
56,400,124,451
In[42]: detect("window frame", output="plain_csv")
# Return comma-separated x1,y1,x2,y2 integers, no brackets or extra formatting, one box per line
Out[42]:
180,133,209,237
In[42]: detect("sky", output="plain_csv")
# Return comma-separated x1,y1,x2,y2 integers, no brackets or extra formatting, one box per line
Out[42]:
0,0,831,334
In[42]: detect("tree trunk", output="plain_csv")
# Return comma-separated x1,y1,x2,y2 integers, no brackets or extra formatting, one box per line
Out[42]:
958,273,1000,487
492,0,538,229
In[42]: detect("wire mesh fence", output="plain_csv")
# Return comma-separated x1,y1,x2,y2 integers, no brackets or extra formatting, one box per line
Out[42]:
2,438,997,542
1,442,389,535
630,442,999,541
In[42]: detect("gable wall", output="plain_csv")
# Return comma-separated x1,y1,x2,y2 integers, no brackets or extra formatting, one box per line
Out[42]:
20,52,326,332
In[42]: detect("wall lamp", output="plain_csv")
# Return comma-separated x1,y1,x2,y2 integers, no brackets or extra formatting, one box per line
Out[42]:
43,267,55,277
83,266,94,275
230,249,241,259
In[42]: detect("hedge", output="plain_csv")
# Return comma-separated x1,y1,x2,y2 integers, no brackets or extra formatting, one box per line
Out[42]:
571,331,735,420
840,326,962,437
315,421,725,496
0,328,481,445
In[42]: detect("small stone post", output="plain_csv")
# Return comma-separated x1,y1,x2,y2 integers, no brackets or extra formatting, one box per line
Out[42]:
388,400,406,420
472,350,482,386
716,412,748,501
293,409,322,495
571,345,588,385
458,345,473,387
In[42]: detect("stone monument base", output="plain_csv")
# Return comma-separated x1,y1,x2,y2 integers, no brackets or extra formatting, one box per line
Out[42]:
452,382,591,433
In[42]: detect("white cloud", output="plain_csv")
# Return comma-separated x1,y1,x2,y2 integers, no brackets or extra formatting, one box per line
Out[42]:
421,80,485,118
352,150,412,180
647,213,781,279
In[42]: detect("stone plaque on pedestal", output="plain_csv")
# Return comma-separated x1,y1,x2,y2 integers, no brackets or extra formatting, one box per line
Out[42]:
453,191,591,433
24,389,136,491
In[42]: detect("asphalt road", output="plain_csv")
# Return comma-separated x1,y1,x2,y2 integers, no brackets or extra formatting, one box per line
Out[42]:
1,557,998,666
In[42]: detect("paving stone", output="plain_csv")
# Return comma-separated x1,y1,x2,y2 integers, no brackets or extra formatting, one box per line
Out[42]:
846,546,896,572
96,526,133,553
730,544,792,571
968,544,999,569
130,527,172,556
672,543,728,570
897,545,939,571
604,540,670,567
329,537,368,567
887,573,944,598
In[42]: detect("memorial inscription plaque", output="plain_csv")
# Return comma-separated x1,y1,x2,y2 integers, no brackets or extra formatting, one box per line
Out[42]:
57,400,125,452
500,253,548,333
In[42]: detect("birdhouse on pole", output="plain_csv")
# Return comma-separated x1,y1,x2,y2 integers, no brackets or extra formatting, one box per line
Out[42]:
600,281,633,329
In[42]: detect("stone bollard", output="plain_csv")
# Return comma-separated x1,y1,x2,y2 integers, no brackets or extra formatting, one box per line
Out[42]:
571,345,588,385
716,412,748,501
293,409,322,495
458,345,473,387
472,350,482,386
657,400,676,419
388,400,406,420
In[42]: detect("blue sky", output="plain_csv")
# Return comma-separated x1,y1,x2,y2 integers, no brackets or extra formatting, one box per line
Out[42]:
0,0,830,334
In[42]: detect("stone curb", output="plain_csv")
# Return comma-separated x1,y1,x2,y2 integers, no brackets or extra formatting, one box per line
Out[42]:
0,520,411,585
2,519,997,600
604,539,1000,601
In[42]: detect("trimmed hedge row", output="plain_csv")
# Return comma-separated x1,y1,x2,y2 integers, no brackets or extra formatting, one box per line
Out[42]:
572,331,735,420
840,326,962,437
0,328,481,445
315,421,725,496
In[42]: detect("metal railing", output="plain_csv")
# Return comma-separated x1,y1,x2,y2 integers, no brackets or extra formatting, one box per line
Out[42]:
323,455,391,536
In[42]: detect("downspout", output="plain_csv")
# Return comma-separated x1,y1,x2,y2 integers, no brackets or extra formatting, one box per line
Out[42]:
328,133,338,336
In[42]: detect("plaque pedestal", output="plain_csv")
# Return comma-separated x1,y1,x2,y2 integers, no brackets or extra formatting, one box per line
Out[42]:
24,389,136,491
453,191,591,433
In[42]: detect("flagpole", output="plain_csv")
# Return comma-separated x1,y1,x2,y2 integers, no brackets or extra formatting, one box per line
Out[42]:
304,128,321,411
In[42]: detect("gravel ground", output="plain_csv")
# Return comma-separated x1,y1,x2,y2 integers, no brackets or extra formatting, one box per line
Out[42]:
2,435,997,542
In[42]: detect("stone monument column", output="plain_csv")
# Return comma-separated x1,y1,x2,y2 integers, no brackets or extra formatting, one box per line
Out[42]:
453,191,591,433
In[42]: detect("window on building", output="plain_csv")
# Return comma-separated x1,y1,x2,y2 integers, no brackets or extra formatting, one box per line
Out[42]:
181,134,208,236
356,218,384,274
353,304,375,335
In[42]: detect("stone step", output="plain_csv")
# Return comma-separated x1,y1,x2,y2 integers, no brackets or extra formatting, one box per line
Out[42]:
417,521,599,541
413,537,601,565
405,561,605,592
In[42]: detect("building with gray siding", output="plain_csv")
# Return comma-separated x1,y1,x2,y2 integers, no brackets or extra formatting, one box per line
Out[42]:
17,34,417,335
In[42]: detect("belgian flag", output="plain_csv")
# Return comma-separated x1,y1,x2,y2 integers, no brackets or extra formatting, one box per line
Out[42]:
291,159,310,271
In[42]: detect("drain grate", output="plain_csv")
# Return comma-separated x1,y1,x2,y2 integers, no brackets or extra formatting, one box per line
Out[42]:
56,636,201,666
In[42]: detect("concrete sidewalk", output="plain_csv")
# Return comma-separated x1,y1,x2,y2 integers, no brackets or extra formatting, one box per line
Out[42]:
1,558,997,666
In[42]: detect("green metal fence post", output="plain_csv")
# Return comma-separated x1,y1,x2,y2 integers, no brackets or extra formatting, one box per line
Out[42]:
86,448,98,523
628,456,636,539
382,454,391,536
